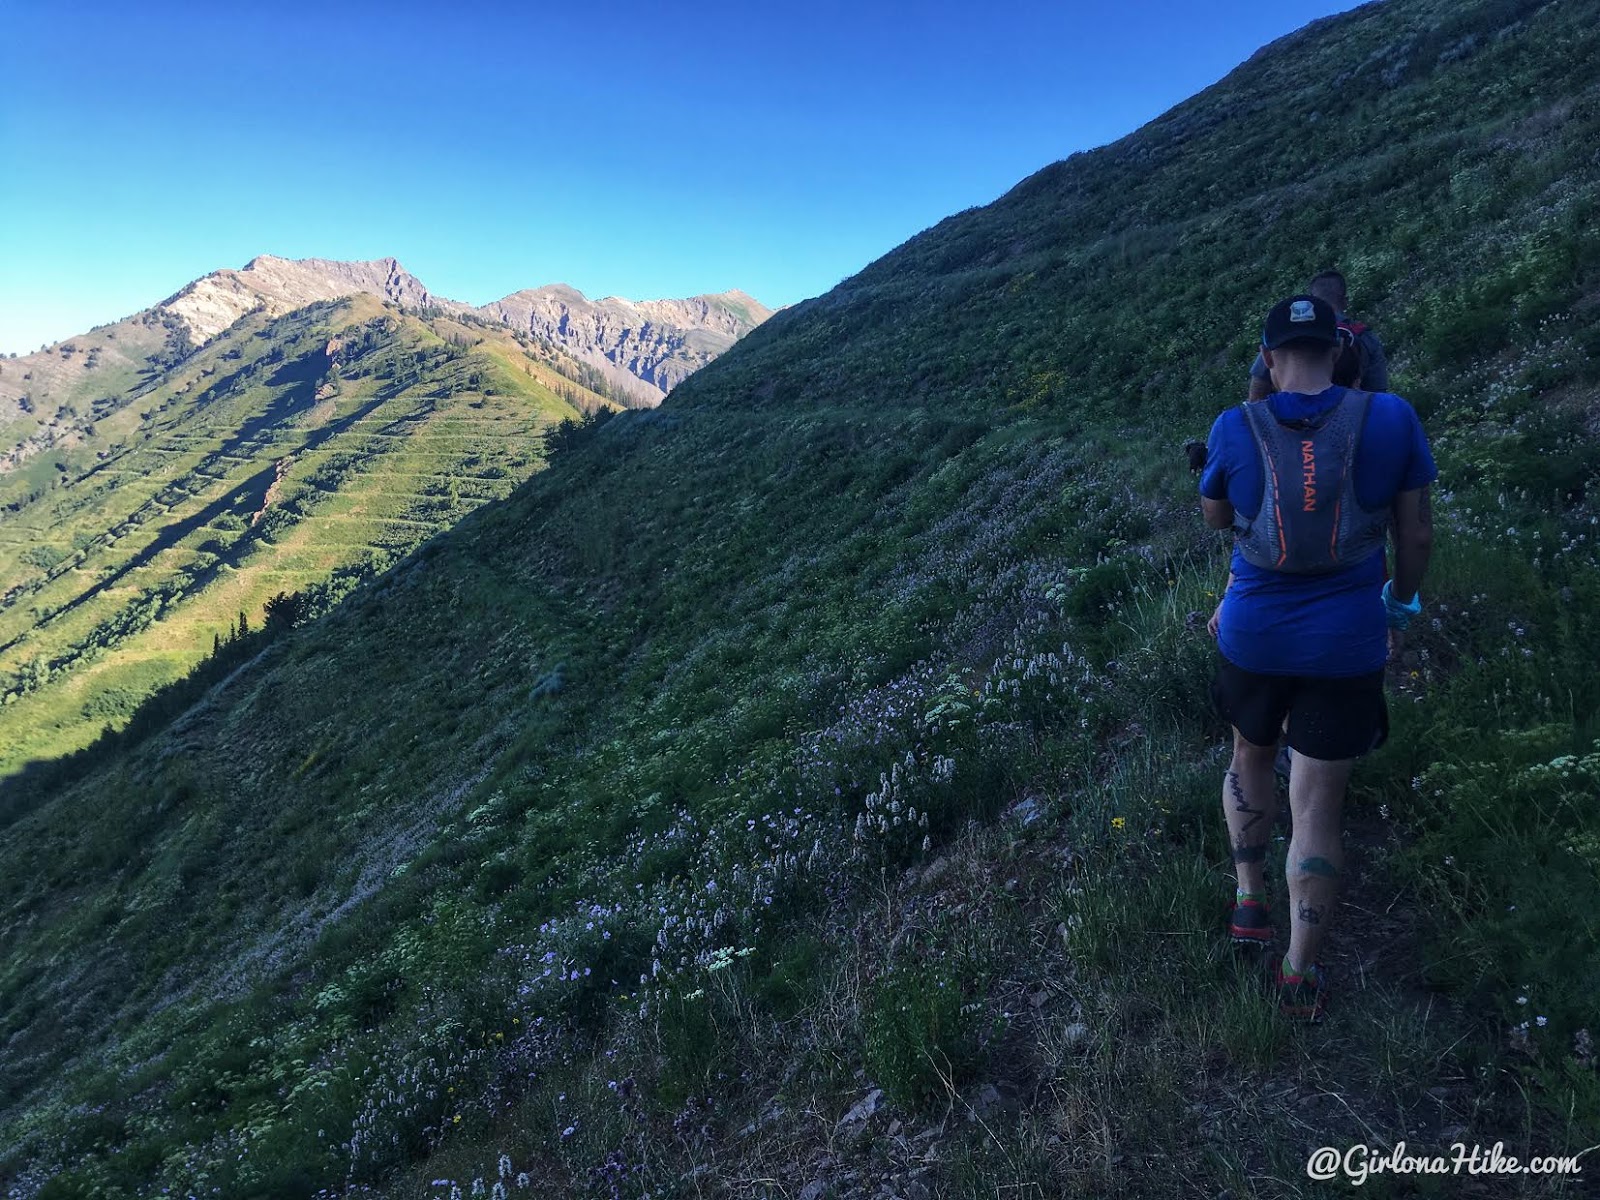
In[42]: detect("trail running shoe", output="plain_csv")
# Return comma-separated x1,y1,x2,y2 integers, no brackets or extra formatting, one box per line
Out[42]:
1228,896,1273,947
1276,960,1329,1023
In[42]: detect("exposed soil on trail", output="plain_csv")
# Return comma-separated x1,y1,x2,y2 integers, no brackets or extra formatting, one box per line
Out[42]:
251,456,292,527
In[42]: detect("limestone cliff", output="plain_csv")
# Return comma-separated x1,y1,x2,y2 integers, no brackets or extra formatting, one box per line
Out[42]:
477,285,774,404
158,255,436,345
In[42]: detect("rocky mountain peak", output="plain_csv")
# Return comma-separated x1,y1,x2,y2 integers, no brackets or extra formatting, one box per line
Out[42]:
158,255,437,345
475,282,773,404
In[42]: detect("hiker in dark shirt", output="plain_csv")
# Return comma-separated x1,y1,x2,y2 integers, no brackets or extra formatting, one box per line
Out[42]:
1248,270,1388,400
1200,294,1435,1022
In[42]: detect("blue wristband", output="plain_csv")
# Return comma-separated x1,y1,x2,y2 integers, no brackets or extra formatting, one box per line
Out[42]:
1382,580,1422,630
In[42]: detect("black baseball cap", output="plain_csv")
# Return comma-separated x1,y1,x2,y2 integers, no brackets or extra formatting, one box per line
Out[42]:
1261,293,1339,349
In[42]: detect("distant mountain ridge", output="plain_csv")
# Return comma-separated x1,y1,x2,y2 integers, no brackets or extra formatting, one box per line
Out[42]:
0,256,770,483
479,284,771,399
149,255,774,404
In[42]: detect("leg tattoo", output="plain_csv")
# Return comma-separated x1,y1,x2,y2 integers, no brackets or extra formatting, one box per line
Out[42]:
1227,770,1268,835
1299,856,1339,878
1296,899,1323,926
1231,842,1267,864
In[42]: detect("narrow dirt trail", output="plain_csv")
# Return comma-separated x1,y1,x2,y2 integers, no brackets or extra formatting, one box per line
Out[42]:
839,774,1541,1198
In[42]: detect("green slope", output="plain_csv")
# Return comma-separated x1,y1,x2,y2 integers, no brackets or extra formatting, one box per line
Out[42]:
0,296,614,776
5,0,1600,1195
0,306,185,501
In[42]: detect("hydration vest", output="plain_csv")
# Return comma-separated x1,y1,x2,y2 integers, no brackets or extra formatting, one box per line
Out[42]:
1232,389,1391,574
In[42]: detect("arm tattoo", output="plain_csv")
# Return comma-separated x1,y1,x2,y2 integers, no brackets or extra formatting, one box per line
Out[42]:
1299,857,1339,879
1227,770,1268,835
1296,900,1323,926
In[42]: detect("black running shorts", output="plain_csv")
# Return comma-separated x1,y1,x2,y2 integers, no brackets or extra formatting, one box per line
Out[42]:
1210,656,1389,760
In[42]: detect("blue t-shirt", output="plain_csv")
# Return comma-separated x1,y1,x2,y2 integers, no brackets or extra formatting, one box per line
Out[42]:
1200,386,1437,677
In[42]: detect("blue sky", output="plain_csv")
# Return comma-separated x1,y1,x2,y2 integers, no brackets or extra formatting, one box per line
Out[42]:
0,0,1364,354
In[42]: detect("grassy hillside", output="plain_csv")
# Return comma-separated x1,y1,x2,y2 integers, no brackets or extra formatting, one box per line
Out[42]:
0,298,615,775
4,0,1600,1196
0,308,184,496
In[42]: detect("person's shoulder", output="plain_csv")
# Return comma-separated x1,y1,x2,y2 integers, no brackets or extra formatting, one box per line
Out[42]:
1359,391,1437,482
1208,404,1249,436
1364,390,1420,421
1202,406,1251,485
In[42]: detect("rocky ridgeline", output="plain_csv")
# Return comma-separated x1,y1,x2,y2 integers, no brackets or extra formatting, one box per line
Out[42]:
159,255,436,345
480,285,773,403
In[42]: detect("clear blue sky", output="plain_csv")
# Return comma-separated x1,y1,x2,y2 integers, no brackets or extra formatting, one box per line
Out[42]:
0,0,1364,354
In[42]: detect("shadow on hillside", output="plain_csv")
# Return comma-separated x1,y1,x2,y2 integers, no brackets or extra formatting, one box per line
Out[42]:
48,342,328,512
15,463,279,631
0,618,292,829
0,382,456,826
183,344,330,468
14,385,407,643
0,366,465,820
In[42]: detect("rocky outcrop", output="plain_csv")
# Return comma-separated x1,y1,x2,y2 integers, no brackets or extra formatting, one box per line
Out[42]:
477,286,774,405
158,255,436,345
